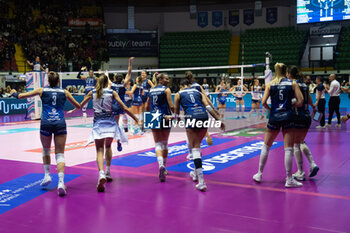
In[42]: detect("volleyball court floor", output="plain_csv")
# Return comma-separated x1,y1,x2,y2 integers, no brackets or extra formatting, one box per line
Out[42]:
0,109,349,233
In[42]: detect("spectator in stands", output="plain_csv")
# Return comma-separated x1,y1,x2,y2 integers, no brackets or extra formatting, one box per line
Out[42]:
0,88,4,98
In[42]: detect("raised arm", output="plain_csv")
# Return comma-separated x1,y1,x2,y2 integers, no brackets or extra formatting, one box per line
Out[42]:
26,60,33,66
124,57,134,86
10,88,43,99
113,91,139,123
77,66,87,80
65,90,81,109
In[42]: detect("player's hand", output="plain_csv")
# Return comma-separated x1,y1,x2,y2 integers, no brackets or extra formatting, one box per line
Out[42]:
67,109,76,114
81,66,87,71
129,57,135,62
10,89,17,95
220,122,226,131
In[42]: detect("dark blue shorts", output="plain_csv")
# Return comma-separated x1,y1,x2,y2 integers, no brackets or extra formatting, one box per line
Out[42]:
294,112,312,129
267,120,294,131
252,99,260,104
218,100,226,105
112,103,124,116
236,97,243,101
125,100,132,108
40,119,67,136
142,95,149,103
132,100,143,106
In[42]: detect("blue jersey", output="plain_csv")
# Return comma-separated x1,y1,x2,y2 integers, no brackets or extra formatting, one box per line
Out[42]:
141,79,152,96
295,80,310,114
133,84,143,102
270,78,294,121
111,83,126,102
218,88,227,102
85,76,96,90
179,88,207,119
125,86,132,102
41,87,66,121
191,82,202,92
149,85,172,116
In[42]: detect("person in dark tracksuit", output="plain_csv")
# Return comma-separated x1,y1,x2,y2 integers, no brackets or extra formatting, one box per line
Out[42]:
315,77,326,128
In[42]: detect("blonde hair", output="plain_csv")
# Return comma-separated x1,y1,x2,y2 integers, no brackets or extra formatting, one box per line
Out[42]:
152,73,167,86
271,63,287,85
95,75,108,99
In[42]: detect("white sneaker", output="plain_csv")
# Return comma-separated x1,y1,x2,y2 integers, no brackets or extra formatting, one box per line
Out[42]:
292,171,305,181
190,171,198,181
325,123,331,128
195,182,207,191
253,173,262,183
316,125,325,129
186,153,193,161
40,174,52,186
285,178,303,188
106,172,113,182
309,163,319,177
97,174,107,192
57,182,67,196
336,124,341,128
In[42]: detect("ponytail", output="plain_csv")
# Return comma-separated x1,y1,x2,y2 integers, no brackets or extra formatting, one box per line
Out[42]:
271,63,287,85
95,75,108,99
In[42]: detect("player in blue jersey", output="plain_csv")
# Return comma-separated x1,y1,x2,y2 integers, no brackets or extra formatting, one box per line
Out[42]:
253,63,304,188
174,79,225,191
78,75,139,192
287,66,319,181
184,71,216,156
130,76,144,134
231,79,248,118
215,80,228,120
77,67,98,119
147,73,174,182
248,79,263,120
141,70,154,123
109,57,134,150
10,72,81,196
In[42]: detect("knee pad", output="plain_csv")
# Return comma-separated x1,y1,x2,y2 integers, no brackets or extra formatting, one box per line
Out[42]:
192,148,201,159
155,142,163,151
55,153,65,164
161,141,168,150
42,148,51,157
293,143,301,152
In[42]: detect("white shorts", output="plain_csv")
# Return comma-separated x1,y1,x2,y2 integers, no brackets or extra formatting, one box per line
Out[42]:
87,119,128,145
